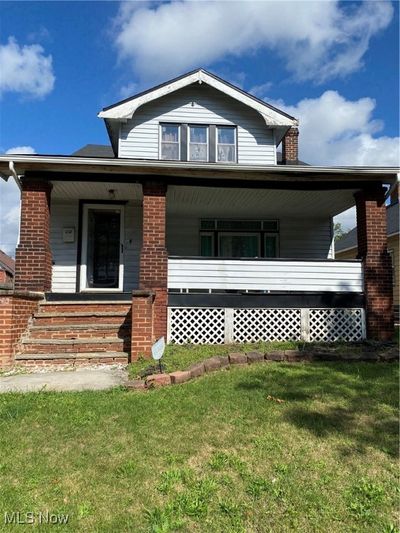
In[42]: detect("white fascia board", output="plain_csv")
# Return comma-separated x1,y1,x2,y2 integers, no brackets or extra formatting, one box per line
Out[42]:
98,70,297,128
0,155,398,181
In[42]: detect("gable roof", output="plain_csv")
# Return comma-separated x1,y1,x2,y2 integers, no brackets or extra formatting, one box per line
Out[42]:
0,250,15,276
98,68,297,128
72,144,115,158
336,202,400,252
71,144,309,165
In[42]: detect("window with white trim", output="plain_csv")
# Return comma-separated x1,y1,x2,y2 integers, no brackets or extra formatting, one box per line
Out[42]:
200,219,279,258
189,125,208,161
217,126,236,162
160,124,180,160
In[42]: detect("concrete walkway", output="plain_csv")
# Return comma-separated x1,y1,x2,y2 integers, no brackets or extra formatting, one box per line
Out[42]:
0,367,127,393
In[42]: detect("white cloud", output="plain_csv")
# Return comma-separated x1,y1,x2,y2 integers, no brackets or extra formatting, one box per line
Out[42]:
250,82,273,99
113,0,393,83
266,91,399,231
5,146,36,155
270,90,400,166
0,37,55,98
0,146,36,256
119,82,138,99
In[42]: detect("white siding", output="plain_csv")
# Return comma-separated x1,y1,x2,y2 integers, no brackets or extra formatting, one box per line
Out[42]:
168,258,364,293
119,85,276,165
167,216,333,259
50,200,142,293
50,201,79,292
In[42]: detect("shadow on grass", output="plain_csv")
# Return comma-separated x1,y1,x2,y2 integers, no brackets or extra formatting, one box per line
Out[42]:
235,363,399,457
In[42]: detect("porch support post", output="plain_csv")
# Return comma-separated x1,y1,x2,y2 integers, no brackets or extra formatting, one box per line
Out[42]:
15,179,52,292
355,186,394,340
139,180,168,347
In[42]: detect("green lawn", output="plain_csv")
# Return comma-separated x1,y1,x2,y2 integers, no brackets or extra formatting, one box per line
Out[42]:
0,362,398,532
127,340,378,378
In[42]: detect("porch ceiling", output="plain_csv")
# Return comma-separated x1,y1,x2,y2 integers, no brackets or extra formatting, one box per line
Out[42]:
166,185,356,218
51,181,142,200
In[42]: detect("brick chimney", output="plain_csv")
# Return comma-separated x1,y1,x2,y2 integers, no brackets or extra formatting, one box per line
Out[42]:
282,127,299,164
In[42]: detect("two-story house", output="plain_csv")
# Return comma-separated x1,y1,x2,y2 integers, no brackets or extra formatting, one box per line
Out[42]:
0,69,397,367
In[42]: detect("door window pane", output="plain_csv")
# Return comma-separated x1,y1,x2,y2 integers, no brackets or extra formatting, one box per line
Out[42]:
219,234,260,257
87,209,120,288
161,124,180,160
189,126,208,161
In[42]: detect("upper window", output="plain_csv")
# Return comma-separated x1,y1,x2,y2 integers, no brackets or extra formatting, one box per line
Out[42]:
159,123,238,163
160,124,180,160
217,126,236,162
189,125,208,161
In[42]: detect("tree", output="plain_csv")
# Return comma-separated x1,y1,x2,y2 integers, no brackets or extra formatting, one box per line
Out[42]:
333,222,348,242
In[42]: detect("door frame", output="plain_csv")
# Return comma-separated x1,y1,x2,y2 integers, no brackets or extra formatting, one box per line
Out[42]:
79,203,125,292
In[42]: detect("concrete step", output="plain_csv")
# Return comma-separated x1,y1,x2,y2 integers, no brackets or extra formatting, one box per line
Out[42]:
15,351,129,364
40,302,131,314
19,337,128,354
33,311,130,326
29,323,130,340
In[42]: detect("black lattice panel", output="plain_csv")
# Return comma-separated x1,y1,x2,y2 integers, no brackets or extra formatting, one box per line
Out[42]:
168,308,225,344
309,308,364,342
233,308,302,343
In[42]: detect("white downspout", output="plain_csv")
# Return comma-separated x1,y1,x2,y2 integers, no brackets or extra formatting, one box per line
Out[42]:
384,173,400,203
8,161,22,190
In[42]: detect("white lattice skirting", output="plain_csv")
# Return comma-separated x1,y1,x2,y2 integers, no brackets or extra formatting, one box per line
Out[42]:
167,307,365,344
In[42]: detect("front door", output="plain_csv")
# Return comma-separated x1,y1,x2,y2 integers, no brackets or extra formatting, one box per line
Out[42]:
80,204,124,291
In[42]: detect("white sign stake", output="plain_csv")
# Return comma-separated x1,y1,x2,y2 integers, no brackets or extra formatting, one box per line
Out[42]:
152,337,165,373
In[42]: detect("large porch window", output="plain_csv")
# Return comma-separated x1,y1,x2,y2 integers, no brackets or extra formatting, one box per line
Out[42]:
200,219,279,258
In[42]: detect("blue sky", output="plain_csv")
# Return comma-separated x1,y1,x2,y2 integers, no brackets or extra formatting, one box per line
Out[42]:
0,1,399,253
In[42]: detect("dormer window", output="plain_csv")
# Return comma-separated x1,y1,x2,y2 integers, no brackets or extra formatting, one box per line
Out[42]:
217,126,236,162
189,125,208,162
159,123,238,163
160,124,180,160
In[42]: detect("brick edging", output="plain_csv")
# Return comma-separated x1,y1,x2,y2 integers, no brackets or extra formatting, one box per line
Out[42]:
126,348,398,390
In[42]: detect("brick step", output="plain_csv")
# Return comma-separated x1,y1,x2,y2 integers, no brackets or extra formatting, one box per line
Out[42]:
19,337,128,354
15,351,129,365
28,323,130,340
40,302,131,314
33,311,129,326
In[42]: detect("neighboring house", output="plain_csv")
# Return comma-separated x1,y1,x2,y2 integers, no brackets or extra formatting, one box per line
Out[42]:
336,187,399,321
0,250,15,285
0,69,398,367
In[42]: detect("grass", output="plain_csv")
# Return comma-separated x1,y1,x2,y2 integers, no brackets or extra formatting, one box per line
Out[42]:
128,341,299,378
0,361,398,532
127,339,396,379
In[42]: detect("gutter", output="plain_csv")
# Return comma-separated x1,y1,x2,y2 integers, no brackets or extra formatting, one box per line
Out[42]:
0,154,398,178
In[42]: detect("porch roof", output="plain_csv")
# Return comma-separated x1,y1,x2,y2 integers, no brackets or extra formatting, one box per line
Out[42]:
0,154,398,187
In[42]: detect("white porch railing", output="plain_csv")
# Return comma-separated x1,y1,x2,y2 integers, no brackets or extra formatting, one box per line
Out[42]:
168,257,364,293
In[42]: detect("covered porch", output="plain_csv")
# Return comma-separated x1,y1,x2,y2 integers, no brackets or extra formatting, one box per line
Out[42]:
1,155,395,362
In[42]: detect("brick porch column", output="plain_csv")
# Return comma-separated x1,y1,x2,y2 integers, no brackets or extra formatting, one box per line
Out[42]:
355,187,394,340
15,179,52,292
139,181,168,343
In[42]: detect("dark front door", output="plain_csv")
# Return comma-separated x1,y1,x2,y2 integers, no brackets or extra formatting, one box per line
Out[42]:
81,205,124,291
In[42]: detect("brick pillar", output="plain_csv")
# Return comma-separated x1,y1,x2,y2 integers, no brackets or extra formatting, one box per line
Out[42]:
282,127,299,164
355,187,394,340
131,290,155,360
15,179,52,292
139,181,168,344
